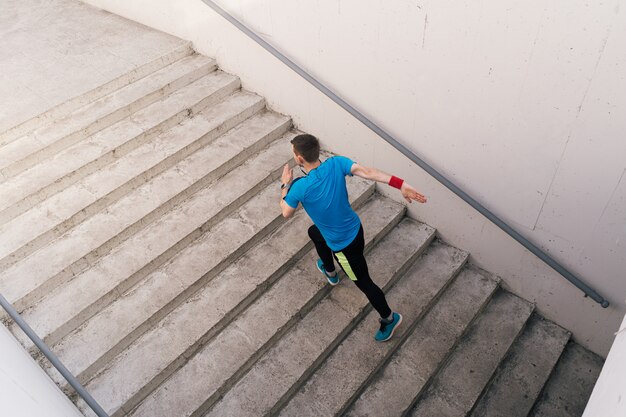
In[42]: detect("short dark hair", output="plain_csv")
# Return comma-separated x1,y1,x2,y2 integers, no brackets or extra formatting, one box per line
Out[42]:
290,134,320,163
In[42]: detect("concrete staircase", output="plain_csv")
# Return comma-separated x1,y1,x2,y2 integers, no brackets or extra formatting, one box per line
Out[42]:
0,46,603,417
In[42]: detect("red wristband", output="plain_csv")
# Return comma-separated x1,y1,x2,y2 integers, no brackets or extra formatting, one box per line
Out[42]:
389,176,404,189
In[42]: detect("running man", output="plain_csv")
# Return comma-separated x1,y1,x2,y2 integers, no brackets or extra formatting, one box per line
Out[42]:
279,134,427,341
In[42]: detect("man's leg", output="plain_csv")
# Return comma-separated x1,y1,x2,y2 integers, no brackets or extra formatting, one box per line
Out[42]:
334,225,401,341
308,225,336,273
333,225,392,319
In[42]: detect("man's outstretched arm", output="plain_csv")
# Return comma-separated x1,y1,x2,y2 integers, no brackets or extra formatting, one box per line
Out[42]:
350,163,428,204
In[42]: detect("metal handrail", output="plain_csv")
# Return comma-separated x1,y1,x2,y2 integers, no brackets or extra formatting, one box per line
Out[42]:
0,294,109,417
201,0,609,308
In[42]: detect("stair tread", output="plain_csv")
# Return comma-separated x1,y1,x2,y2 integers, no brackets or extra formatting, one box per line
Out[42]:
269,238,470,417
15,129,292,350
0,71,243,262
280,256,496,416
123,197,406,417
0,43,193,148
344,266,500,417
0,91,267,307
0,54,215,176
470,315,570,417
407,290,534,417
206,219,442,417
529,342,603,417
70,177,373,417
54,179,290,394
0,70,239,219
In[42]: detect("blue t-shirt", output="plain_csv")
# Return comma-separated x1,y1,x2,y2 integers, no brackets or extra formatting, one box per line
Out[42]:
284,155,361,251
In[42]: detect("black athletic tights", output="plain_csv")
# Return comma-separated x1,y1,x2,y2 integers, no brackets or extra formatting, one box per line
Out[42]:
308,224,392,319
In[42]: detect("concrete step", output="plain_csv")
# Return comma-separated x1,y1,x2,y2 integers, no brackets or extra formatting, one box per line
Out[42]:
469,315,570,417
123,197,409,417
47,178,294,396
14,128,293,352
344,266,500,417
282,264,494,417
0,91,269,312
0,53,216,180
266,239,468,417
0,68,239,227
71,177,375,417
0,42,193,147
529,342,604,417
0,71,244,266
406,290,535,417
201,219,439,417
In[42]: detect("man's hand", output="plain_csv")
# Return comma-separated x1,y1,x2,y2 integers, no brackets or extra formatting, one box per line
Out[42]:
281,164,293,186
279,164,296,219
401,183,427,204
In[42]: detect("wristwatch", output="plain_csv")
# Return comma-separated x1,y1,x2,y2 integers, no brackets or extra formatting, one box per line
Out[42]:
280,182,289,190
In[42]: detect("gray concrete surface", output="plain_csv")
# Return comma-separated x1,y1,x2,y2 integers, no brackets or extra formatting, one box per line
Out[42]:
0,0,188,136
470,315,571,417
0,61,227,226
15,129,292,352
345,266,500,417
126,197,406,417
66,176,373,416
207,220,440,417
0,91,265,310
529,343,604,417
278,240,467,417
0,55,215,180
52,172,372,387
408,290,535,417
0,70,240,266
0,68,234,223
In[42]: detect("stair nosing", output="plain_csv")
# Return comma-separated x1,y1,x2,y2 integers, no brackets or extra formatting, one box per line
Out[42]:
340,264,501,417
268,227,443,417
187,201,408,417
0,74,244,268
0,68,234,230
70,165,295,385
40,112,287,349
108,182,377,417
526,334,572,417
464,299,538,417
0,42,193,147
467,314,571,417
14,123,291,352
0,54,217,180
105,195,401,417
2,92,269,313
29,134,317,380
401,289,535,417
46,174,295,398
333,264,500,416
326,240,474,417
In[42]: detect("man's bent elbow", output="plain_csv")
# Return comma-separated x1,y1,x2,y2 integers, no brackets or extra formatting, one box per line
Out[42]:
280,205,295,219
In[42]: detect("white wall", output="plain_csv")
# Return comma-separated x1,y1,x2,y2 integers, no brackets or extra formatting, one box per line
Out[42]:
583,312,626,417
80,0,626,357
0,323,84,417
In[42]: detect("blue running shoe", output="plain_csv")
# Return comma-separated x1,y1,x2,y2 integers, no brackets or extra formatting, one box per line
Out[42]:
375,312,403,342
317,259,339,286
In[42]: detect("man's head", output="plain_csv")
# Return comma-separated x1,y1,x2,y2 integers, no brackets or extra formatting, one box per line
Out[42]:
291,134,320,166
